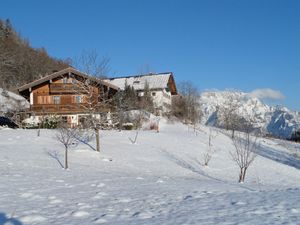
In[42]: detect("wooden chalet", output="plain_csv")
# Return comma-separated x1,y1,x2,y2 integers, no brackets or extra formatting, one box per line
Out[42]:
18,67,119,126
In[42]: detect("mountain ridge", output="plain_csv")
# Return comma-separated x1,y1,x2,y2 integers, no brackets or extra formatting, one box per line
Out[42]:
200,90,300,138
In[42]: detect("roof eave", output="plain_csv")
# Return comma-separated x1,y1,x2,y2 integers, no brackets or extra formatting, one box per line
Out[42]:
17,67,119,92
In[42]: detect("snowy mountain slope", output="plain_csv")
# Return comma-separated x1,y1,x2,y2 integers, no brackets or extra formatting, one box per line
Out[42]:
200,91,300,138
0,122,299,225
0,88,29,114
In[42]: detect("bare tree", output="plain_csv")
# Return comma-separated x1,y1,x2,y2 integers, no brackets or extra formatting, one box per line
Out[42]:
172,81,202,128
55,124,77,169
217,94,241,138
230,129,258,183
203,127,218,166
70,50,115,152
137,63,155,75
128,111,144,144
72,50,110,79
72,75,115,152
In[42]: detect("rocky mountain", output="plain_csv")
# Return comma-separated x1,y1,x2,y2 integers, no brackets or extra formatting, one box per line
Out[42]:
200,91,300,138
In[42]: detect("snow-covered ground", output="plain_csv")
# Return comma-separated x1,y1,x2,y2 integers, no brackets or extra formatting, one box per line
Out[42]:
0,121,299,225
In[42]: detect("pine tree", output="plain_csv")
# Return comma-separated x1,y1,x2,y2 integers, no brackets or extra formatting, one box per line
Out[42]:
139,81,154,113
291,130,300,142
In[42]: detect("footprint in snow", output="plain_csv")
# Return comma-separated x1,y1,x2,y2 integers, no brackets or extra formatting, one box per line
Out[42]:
118,198,132,203
93,192,108,200
55,180,64,183
76,203,91,210
132,212,153,219
97,183,105,187
72,211,90,218
102,158,113,162
20,193,34,198
290,208,298,213
231,201,246,206
184,195,193,200
156,179,164,183
20,215,47,223
19,193,43,200
48,196,62,204
94,218,107,224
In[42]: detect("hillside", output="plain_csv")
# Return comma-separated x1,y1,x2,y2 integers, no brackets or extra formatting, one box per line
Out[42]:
0,121,299,224
201,91,300,138
0,19,69,90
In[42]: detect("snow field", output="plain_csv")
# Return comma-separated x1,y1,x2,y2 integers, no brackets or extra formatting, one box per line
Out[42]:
0,121,299,224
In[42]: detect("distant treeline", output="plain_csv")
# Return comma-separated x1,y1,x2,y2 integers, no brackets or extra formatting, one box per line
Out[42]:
0,19,69,90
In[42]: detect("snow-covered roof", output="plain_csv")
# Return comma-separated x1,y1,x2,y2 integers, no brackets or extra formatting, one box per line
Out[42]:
104,72,177,94
18,67,120,92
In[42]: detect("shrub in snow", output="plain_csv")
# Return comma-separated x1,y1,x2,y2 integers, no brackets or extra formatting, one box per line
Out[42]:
203,128,217,166
123,122,134,130
230,131,258,183
55,124,78,169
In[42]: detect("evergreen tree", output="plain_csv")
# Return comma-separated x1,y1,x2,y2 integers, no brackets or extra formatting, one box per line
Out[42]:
291,130,300,142
139,81,154,113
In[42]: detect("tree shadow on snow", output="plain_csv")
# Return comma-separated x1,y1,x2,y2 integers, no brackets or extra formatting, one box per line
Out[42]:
0,212,23,225
258,145,300,170
159,148,255,191
46,150,64,168
74,137,96,151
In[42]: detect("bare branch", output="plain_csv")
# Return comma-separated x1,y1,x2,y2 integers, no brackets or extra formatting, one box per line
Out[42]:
230,130,259,183
55,123,77,169
71,50,110,78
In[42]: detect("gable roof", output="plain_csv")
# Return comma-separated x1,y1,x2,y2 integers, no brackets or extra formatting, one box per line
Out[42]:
104,72,177,94
17,67,119,92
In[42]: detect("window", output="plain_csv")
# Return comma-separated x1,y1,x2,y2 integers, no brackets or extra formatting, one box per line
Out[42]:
75,95,82,103
61,116,68,123
72,79,77,84
152,92,156,96
63,77,68,84
53,96,61,104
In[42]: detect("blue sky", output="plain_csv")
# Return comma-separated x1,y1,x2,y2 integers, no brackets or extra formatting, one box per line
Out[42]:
1,0,300,110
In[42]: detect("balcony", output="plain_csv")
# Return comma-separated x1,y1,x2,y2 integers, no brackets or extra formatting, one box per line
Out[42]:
49,83,86,93
29,104,113,115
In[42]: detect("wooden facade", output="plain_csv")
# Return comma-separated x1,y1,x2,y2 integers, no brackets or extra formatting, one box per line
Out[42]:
18,67,119,116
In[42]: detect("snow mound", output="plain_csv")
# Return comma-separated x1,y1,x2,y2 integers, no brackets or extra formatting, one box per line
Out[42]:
0,88,29,114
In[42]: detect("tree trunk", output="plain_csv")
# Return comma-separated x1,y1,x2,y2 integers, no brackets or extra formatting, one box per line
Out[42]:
231,129,235,138
242,167,247,182
95,128,100,152
239,168,243,183
65,146,68,169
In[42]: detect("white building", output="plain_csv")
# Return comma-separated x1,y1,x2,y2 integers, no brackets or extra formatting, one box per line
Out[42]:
105,72,178,113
